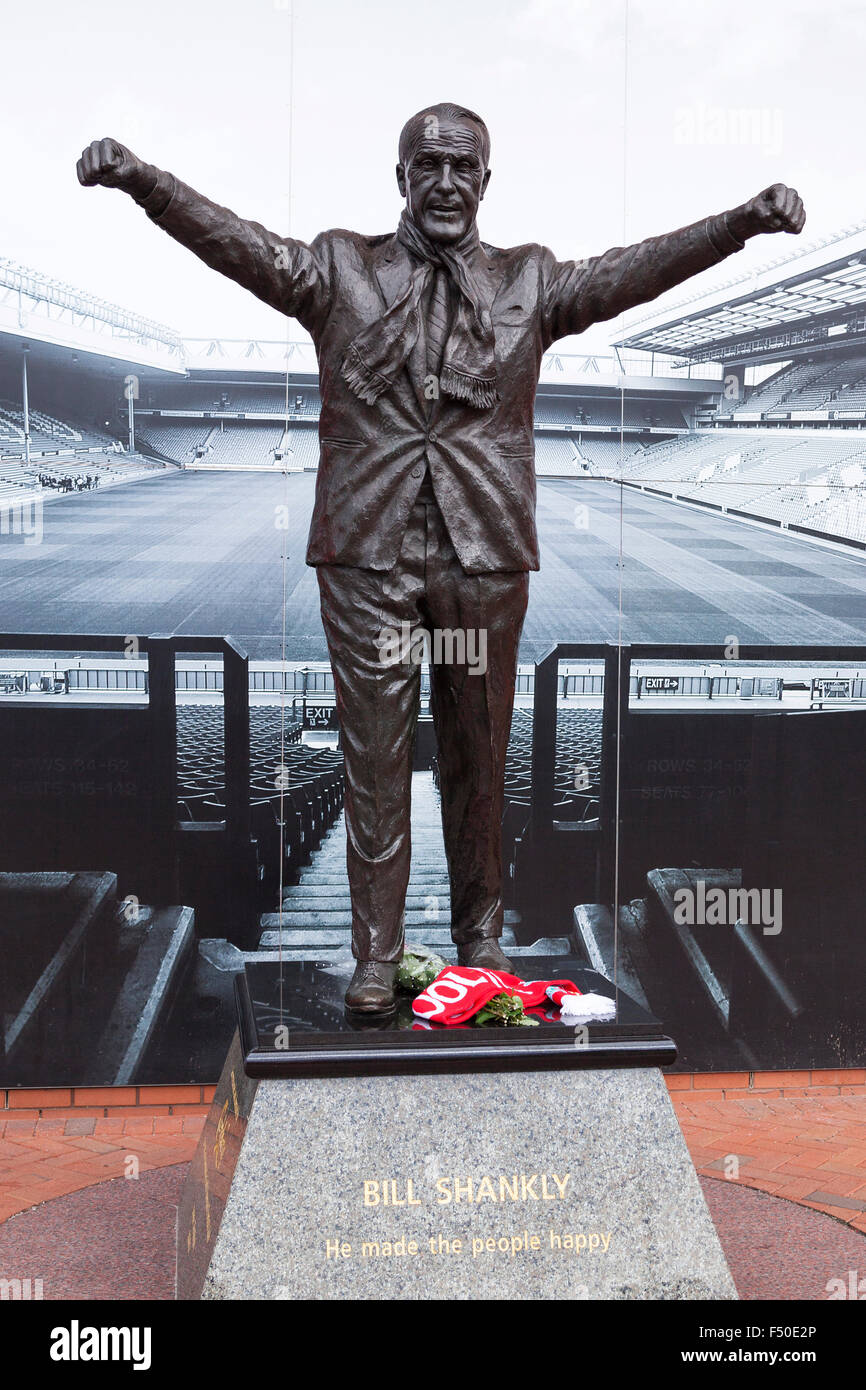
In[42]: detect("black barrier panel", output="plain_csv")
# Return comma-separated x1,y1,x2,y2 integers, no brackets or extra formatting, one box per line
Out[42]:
619,709,753,901
522,644,866,1073
615,705,866,1071
731,708,866,1069
0,703,156,897
0,634,263,1087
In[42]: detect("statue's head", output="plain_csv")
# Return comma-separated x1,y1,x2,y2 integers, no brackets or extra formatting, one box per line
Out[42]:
396,103,491,244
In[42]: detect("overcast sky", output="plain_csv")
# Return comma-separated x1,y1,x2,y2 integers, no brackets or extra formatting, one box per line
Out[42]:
4,0,863,353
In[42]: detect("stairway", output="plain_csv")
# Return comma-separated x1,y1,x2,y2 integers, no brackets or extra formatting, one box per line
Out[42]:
145,772,572,1081
253,771,567,961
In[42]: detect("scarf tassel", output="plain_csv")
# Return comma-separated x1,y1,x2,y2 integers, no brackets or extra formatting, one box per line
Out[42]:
439,364,499,410
341,345,390,406
555,991,617,1023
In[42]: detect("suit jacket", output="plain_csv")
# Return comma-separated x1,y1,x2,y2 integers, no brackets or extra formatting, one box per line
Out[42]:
137,171,745,573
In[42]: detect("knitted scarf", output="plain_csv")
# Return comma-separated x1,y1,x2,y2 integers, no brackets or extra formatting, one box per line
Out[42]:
341,210,498,411
412,967,617,1026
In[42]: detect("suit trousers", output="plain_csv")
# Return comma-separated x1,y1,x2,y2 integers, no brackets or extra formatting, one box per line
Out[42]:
316,489,530,963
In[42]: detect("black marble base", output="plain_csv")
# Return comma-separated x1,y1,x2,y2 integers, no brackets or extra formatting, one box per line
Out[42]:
235,957,676,1077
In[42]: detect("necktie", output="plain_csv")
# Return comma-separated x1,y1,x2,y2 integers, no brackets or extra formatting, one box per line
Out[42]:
426,268,452,381
419,270,451,486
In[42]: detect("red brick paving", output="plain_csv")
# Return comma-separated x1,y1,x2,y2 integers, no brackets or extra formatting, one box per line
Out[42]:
0,1110,206,1224
670,1090,866,1235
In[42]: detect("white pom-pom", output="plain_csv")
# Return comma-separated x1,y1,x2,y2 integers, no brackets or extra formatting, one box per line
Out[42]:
557,991,616,1022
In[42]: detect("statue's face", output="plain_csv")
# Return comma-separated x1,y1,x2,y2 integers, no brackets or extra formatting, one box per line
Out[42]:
396,118,490,244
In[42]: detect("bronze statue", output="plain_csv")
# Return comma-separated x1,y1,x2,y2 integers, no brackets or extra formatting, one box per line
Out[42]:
77,106,805,1016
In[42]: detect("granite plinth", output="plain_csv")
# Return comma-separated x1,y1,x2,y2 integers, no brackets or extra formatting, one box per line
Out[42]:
176,1034,736,1300
235,958,676,1077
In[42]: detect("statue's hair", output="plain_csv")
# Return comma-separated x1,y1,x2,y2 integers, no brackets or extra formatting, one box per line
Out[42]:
398,103,491,168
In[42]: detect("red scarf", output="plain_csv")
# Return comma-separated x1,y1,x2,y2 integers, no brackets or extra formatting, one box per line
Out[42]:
412,966,582,1026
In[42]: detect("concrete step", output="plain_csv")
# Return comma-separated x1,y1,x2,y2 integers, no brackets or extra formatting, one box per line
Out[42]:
315,830,443,842
257,926,520,951
295,873,450,887
315,831,444,839
264,905,522,925
644,869,741,1027
307,854,447,868
2,870,119,1066
133,935,238,1085
508,938,573,958
260,907,525,930
280,892,451,910
202,933,568,970
253,948,355,962
96,906,196,1084
572,903,648,1008
311,833,444,845
261,908,455,930
260,928,454,949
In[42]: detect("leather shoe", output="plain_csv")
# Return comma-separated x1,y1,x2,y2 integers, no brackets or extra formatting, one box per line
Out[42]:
345,960,398,1015
457,939,514,972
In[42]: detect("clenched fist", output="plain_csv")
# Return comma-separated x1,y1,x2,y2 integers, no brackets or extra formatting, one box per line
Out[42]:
730,183,806,241
76,138,156,201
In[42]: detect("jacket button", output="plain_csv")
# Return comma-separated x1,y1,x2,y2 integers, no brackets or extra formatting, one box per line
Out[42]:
429,431,438,442
411,466,423,478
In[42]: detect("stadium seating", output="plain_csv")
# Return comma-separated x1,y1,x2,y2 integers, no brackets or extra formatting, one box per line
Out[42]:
502,705,602,812
139,419,320,469
765,363,845,416
138,423,211,462
721,362,827,418
0,478,39,507
141,383,322,416
200,424,283,467
0,400,80,447
828,361,866,413
533,436,585,475
536,398,687,430
144,383,686,431
279,427,320,470
175,705,343,903
573,436,645,471
0,401,117,455
0,413,24,445
719,355,866,419
533,397,586,427
0,450,166,498
613,426,866,544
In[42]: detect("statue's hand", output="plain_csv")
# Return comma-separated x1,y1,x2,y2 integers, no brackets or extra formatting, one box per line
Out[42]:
76,138,155,199
744,183,806,235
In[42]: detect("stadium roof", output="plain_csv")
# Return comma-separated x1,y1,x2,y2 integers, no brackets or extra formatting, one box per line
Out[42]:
182,337,720,393
0,257,185,375
612,222,866,365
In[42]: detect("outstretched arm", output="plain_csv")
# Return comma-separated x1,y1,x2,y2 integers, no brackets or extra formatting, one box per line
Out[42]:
76,138,331,335
543,183,805,346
